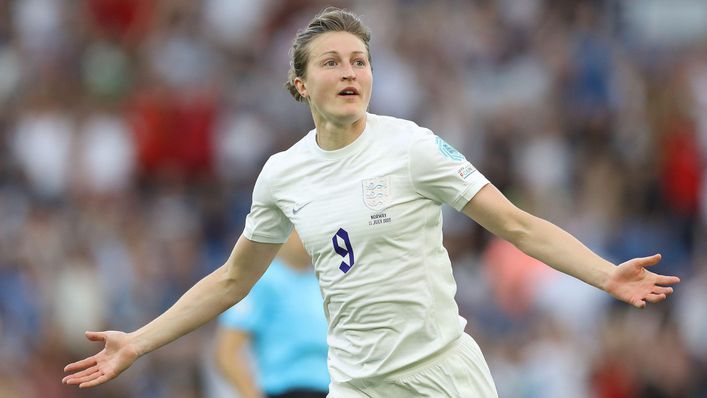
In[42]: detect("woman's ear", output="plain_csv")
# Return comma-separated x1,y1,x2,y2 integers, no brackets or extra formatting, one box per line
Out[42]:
294,77,307,99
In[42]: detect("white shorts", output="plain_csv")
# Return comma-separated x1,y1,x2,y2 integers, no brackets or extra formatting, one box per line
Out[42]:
328,333,498,398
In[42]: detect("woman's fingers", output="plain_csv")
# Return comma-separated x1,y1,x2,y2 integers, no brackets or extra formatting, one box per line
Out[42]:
63,332,109,373
79,373,112,388
631,254,662,268
655,274,681,286
62,330,131,388
64,356,97,372
632,298,646,309
62,365,99,384
652,286,674,296
85,331,107,342
645,293,667,304
65,369,103,385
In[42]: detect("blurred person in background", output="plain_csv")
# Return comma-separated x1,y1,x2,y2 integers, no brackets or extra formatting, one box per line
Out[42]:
61,7,682,398
214,231,328,398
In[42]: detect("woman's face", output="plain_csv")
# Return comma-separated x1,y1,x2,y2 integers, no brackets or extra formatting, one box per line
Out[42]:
295,31,372,126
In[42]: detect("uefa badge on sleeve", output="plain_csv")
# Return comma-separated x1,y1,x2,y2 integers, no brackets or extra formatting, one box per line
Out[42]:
435,136,466,162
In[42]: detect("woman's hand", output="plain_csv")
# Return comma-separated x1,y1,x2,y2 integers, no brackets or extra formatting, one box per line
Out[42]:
62,331,140,388
604,254,681,309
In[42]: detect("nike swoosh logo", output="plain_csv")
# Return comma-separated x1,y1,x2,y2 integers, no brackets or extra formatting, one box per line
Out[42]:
292,201,313,215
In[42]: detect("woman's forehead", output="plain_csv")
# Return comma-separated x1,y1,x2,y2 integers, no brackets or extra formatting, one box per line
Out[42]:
308,32,367,58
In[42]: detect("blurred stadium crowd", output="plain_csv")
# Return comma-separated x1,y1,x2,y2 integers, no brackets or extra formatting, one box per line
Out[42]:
0,0,706,397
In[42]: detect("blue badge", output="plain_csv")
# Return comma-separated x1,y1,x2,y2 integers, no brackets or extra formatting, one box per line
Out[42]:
435,136,466,162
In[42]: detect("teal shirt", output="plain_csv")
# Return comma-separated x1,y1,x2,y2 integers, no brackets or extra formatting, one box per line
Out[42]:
219,260,329,394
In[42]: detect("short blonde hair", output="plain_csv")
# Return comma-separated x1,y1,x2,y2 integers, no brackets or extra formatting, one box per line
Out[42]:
284,7,371,102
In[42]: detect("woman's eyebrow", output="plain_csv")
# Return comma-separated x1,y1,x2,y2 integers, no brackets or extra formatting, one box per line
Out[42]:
317,50,366,58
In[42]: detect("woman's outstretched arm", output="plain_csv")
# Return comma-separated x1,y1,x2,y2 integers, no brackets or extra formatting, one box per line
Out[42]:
463,184,680,308
62,235,282,388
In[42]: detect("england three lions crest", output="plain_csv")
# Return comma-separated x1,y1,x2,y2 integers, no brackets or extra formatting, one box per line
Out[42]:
362,176,391,212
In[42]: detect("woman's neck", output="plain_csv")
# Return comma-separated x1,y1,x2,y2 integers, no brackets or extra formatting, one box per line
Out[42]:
313,113,367,151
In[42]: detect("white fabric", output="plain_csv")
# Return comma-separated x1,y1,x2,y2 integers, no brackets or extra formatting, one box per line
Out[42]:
328,333,498,398
244,113,489,382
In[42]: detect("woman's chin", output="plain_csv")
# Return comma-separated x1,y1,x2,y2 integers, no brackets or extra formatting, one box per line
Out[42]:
312,102,368,126
330,107,366,124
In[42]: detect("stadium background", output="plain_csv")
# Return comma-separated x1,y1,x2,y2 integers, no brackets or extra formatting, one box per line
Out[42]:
0,0,706,397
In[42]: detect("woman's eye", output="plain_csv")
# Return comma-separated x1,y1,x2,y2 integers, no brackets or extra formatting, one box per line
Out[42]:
354,59,366,67
324,60,337,67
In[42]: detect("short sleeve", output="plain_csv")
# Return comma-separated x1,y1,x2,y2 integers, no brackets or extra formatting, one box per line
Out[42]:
409,132,489,211
243,157,293,243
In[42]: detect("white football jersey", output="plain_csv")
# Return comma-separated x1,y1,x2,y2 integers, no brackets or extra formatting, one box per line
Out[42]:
244,113,489,382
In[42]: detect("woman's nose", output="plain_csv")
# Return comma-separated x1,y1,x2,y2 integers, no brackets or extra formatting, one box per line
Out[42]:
341,65,356,80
